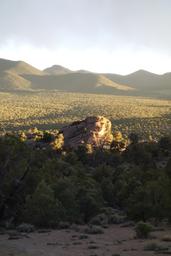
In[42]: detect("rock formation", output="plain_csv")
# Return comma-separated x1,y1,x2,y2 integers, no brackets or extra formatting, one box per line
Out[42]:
60,116,113,149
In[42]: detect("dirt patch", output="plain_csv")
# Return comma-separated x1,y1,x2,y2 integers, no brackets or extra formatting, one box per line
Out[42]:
0,225,171,256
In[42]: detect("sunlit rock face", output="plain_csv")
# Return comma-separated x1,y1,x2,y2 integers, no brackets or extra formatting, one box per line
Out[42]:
60,116,113,149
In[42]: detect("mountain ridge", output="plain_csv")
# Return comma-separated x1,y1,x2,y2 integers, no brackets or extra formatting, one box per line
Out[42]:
0,58,43,75
0,58,171,97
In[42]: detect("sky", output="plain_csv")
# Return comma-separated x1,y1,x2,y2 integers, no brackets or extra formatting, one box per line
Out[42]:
0,0,171,74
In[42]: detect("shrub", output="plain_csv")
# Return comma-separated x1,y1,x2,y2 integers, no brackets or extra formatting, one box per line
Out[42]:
144,242,159,251
135,221,153,239
42,131,54,143
89,213,108,226
23,180,64,227
57,221,70,229
109,213,126,224
84,225,104,234
144,242,169,252
16,223,35,233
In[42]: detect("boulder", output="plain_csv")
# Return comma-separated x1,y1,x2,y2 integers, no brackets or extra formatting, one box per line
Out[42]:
60,116,113,149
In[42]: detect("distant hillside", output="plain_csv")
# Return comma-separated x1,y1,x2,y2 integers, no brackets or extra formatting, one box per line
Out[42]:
0,58,44,90
0,58,171,97
0,71,31,90
24,73,133,93
44,65,91,75
44,65,72,75
76,69,92,74
0,58,43,75
105,70,171,96
106,70,160,89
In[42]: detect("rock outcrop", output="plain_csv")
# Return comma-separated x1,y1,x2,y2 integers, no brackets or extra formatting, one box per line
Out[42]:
60,116,113,149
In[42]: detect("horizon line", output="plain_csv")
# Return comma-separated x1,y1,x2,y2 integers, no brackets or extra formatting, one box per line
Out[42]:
0,56,170,76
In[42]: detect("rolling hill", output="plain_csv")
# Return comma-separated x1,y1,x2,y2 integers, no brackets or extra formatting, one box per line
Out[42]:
23,73,133,93
0,58,44,90
106,70,161,90
44,65,72,75
0,58,171,97
105,70,171,96
0,58,43,75
0,71,31,90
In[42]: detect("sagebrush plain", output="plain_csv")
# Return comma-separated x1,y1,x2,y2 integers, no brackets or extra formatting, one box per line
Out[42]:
0,91,170,140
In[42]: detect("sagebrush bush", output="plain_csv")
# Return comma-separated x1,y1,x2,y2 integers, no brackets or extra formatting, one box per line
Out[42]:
135,221,153,238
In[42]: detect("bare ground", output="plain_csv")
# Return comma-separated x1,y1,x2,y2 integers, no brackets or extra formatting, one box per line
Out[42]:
0,225,171,256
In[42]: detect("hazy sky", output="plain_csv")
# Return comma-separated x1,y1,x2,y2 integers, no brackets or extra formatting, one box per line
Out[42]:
0,0,171,74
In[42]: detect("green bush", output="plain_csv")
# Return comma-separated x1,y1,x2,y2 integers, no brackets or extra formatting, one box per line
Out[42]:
0,132,171,228
135,221,153,238
89,213,108,226
84,225,104,234
23,180,64,227
16,223,35,233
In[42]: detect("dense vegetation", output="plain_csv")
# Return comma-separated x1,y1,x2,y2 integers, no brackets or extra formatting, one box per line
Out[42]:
0,90,171,228
0,130,171,228
0,91,171,139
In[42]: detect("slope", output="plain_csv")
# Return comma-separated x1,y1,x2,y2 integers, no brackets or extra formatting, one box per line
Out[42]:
0,58,44,90
24,72,133,93
105,69,171,97
0,58,43,75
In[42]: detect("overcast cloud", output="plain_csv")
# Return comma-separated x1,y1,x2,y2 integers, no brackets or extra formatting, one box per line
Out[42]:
0,0,171,74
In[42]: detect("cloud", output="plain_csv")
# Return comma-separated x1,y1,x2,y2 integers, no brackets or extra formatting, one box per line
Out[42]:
0,40,171,74
0,0,171,73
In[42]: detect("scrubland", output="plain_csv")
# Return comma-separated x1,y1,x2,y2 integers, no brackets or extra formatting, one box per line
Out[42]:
0,91,170,139
0,91,171,256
